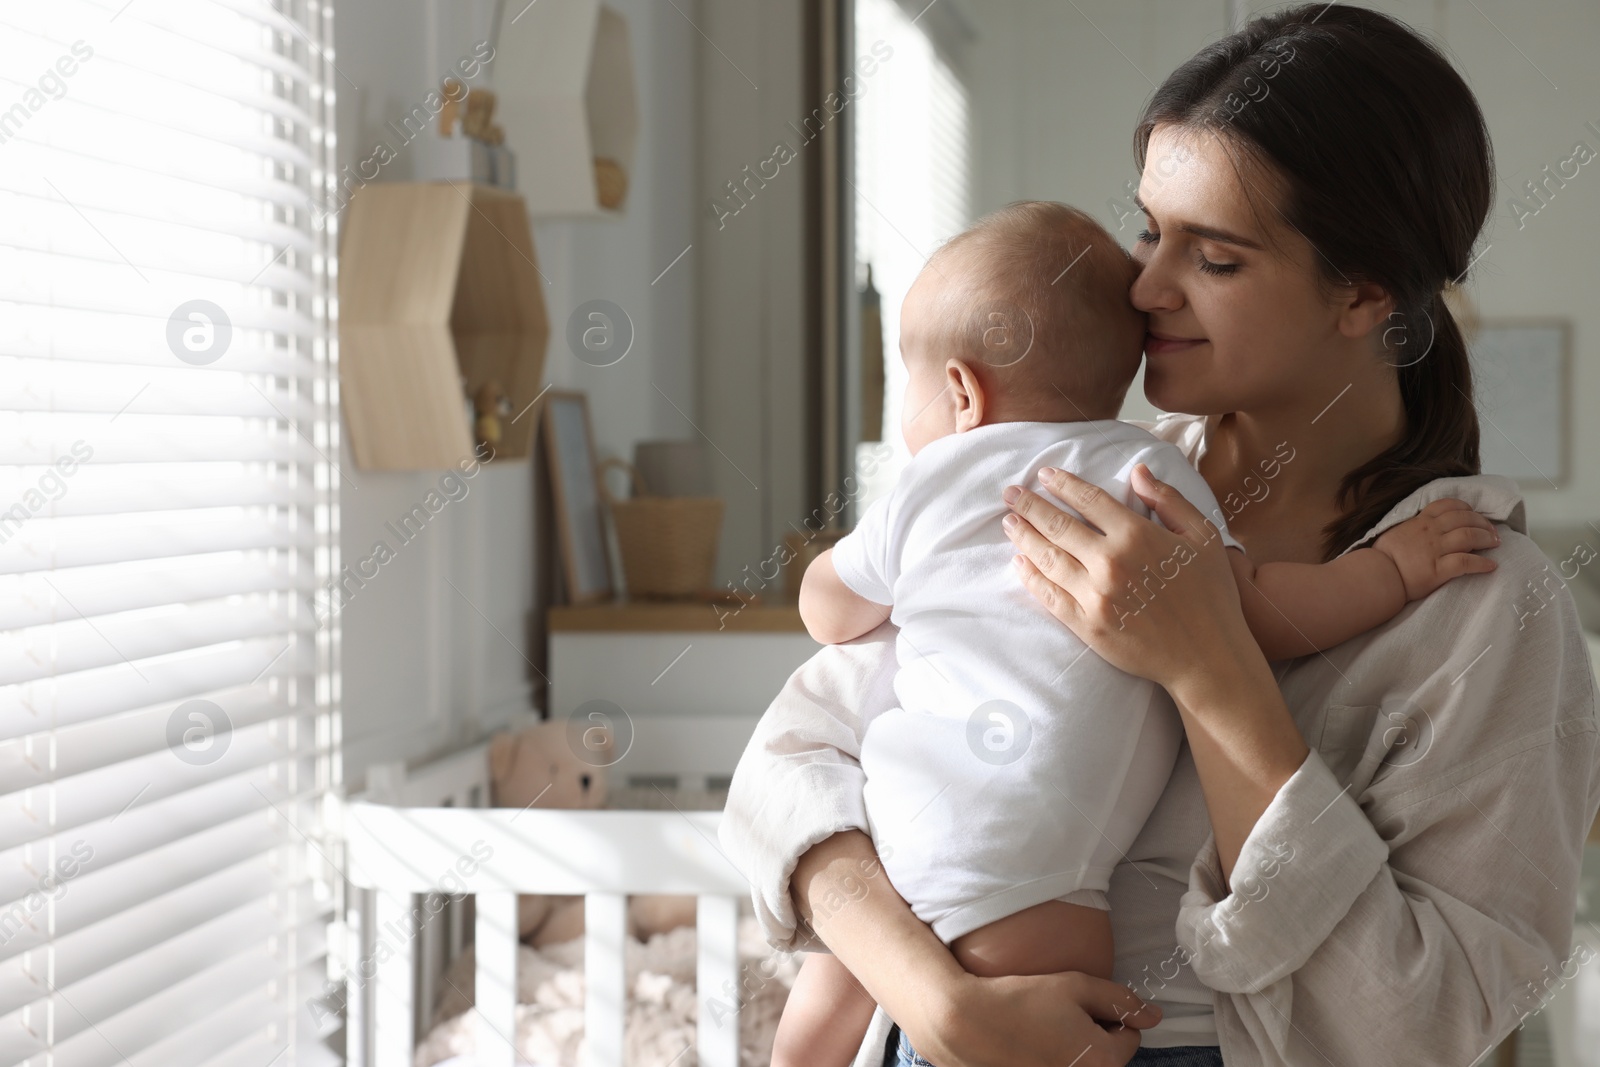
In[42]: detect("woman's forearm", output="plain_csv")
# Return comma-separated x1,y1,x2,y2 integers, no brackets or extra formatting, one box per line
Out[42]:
1168,640,1310,881
791,829,968,1037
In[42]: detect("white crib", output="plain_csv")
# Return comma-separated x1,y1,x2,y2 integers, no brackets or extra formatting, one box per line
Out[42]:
337,716,760,1067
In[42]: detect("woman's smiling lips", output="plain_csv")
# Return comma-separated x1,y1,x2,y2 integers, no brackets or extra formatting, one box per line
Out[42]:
1144,330,1207,355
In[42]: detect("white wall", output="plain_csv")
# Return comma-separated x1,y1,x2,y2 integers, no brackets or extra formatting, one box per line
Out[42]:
332,0,702,783
959,0,1600,523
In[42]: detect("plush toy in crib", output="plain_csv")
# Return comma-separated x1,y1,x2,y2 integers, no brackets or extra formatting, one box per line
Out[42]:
488,720,697,946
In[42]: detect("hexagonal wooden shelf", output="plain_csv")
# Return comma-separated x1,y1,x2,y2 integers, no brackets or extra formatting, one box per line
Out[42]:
338,182,548,469
495,1,639,216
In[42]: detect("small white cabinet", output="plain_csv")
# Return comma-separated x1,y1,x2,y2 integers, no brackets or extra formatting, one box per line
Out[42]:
547,600,821,775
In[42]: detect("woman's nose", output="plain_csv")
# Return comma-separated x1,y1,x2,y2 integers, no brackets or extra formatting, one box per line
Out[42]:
1129,251,1182,314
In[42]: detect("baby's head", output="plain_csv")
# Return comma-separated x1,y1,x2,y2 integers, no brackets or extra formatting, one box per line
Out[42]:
899,201,1146,454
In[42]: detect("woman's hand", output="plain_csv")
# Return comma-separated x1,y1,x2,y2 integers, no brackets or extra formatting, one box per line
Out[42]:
1005,463,1311,877
911,969,1160,1067
1002,462,1250,695
794,830,1161,1067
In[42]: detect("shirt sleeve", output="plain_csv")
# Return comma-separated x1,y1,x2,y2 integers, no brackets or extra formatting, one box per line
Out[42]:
716,624,900,952
1175,534,1600,1063
829,493,896,606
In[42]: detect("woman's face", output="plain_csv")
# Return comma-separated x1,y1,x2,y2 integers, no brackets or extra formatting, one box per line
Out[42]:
1129,124,1365,416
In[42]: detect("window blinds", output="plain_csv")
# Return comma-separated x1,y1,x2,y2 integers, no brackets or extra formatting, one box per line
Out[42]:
0,2,339,1065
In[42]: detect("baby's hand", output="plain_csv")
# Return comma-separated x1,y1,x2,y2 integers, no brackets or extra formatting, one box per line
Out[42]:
1373,498,1500,601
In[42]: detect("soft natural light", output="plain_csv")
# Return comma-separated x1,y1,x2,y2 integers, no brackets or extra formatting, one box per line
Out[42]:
0,1,337,1062
852,0,972,512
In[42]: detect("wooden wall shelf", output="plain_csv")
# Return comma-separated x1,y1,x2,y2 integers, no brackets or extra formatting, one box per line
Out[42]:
338,183,549,469
495,1,639,217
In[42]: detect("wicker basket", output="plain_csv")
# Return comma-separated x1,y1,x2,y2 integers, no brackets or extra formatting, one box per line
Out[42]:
599,458,724,599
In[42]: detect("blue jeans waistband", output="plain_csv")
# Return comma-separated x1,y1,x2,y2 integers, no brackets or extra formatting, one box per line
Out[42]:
885,1023,1223,1067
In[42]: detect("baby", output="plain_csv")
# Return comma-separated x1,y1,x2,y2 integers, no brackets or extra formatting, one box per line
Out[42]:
773,202,1492,1067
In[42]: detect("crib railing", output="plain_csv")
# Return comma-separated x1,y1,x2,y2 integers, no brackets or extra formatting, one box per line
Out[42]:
339,716,760,1067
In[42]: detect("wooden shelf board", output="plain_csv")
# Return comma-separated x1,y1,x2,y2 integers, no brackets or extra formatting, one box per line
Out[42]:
549,599,806,633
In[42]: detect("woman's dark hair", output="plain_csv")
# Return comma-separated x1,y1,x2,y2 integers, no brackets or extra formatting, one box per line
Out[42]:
1135,4,1492,561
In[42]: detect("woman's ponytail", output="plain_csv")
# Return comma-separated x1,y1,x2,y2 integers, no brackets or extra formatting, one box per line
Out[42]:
1325,291,1481,556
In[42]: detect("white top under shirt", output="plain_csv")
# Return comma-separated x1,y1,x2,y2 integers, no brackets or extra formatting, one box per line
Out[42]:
829,420,1241,944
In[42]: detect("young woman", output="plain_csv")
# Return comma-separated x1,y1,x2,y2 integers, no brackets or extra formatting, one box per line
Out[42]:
719,6,1600,1067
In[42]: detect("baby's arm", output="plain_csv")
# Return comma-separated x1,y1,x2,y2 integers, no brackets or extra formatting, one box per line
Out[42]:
1230,498,1500,661
799,548,893,644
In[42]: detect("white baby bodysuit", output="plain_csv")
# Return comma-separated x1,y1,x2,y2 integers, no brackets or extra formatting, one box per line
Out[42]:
830,419,1241,944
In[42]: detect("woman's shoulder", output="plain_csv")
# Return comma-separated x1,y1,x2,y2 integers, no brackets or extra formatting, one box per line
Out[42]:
1124,411,1209,458
1338,472,1527,557
1298,473,1594,767
1351,473,1554,641
1342,476,1595,773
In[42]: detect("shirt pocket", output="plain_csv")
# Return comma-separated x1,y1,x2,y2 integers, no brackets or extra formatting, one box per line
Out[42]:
1316,703,1382,785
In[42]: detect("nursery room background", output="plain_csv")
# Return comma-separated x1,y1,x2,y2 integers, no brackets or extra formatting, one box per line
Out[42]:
2,0,1598,1065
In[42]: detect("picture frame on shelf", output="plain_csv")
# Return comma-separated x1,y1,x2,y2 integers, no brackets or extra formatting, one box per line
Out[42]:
542,390,614,604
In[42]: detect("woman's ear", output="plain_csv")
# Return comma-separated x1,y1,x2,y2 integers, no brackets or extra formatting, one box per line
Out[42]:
1336,281,1397,342
946,359,986,433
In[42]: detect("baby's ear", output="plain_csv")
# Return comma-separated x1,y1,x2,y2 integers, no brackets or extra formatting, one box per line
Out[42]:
946,359,985,432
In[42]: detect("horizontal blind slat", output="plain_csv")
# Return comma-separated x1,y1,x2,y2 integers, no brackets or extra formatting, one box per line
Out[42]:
0,689,309,793
0,217,316,303
0,801,315,956
0,556,314,636
0,772,308,905
0,715,322,850
2,895,328,1049
0,602,305,685
0,853,279,1013
0,326,321,377
0,599,304,686
0,516,317,576
0,360,318,421
0,475,304,522
0,187,317,275
0,285,321,339
0,415,324,467
119,959,331,1067
191,1028,301,1067
4,926,328,1067
1,635,307,736
122,961,331,1067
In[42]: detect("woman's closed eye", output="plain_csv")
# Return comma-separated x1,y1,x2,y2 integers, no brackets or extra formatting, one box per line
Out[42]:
1137,228,1240,276
1195,251,1239,276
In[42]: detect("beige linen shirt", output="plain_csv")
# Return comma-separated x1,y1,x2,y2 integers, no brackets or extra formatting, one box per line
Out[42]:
717,413,1600,1066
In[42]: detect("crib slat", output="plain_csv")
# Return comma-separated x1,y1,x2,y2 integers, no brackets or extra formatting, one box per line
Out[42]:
698,895,741,1067
419,893,442,1052
586,893,629,1067
346,890,368,1067
476,891,520,1067
373,887,415,1066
